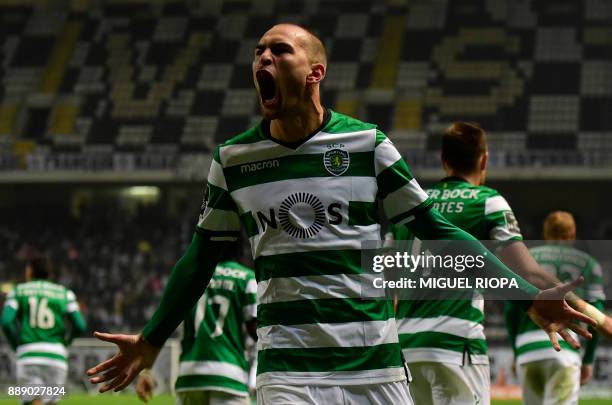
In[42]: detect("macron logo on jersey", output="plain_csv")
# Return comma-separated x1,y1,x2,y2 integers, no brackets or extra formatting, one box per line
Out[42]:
240,159,279,174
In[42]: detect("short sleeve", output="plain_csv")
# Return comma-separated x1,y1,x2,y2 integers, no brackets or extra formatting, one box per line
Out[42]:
484,194,522,241
197,148,241,242
375,130,431,226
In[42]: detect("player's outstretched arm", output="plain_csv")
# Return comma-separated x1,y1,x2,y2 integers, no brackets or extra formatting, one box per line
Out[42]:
87,231,224,393
87,333,160,393
527,277,597,350
406,208,596,346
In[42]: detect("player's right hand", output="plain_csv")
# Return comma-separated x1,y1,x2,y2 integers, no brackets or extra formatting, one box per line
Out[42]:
86,332,160,393
527,277,596,351
136,372,157,403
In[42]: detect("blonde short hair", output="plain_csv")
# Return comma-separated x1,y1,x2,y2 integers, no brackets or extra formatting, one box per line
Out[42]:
543,211,576,240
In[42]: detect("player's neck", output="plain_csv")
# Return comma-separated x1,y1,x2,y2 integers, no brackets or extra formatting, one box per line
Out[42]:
447,171,482,186
270,101,325,144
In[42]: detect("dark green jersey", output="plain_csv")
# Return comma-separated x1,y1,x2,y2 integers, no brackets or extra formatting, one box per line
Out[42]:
2,280,83,369
175,261,257,396
391,177,522,365
505,244,604,366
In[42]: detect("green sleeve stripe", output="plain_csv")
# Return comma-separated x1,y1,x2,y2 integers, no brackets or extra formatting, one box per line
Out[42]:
254,249,364,281
257,343,402,373
257,298,393,327
516,340,577,355
375,129,387,147
348,201,379,226
376,159,414,199
399,331,487,355
207,183,238,212
223,152,375,192
388,198,433,224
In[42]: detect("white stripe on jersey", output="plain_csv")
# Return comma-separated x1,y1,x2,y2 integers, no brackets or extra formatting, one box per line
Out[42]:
383,178,430,219
17,342,67,358
219,129,376,168
484,195,511,215
16,357,68,370
374,138,402,176
230,176,378,208
516,347,581,367
257,319,399,350
178,360,249,384
208,158,228,190
256,368,406,389
257,273,383,305
251,223,380,257
515,329,578,348
397,316,486,340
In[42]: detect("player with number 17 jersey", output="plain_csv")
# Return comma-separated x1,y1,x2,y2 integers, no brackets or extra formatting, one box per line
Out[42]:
176,260,257,399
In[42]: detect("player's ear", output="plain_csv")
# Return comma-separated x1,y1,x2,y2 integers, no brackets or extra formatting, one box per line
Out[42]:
480,151,488,171
307,63,325,84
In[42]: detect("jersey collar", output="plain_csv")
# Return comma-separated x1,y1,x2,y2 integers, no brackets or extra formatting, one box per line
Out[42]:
260,108,332,150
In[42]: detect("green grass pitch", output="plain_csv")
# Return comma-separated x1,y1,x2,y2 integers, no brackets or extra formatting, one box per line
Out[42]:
0,395,610,404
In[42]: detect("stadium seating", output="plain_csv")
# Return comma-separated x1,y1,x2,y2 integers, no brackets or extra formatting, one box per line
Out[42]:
0,0,610,170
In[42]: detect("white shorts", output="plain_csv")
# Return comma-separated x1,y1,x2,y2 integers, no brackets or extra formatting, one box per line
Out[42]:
517,358,580,405
16,363,67,404
407,362,490,405
256,381,413,405
176,390,250,405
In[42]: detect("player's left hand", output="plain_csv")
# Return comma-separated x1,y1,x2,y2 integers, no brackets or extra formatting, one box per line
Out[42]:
86,332,160,393
527,277,596,351
580,364,593,385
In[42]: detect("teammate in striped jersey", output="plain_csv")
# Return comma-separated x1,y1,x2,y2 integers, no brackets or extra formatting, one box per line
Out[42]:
136,241,257,405
87,24,595,404
388,122,607,405
505,211,605,405
1,256,87,405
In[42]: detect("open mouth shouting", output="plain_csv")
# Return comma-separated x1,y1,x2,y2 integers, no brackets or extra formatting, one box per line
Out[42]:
256,69,279,109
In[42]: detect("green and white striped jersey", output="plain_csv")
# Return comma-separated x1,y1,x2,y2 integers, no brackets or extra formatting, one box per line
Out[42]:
197,109,431,387
175,260,257,396
3,280,81,370
505,244,605,366
391,177,522,365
